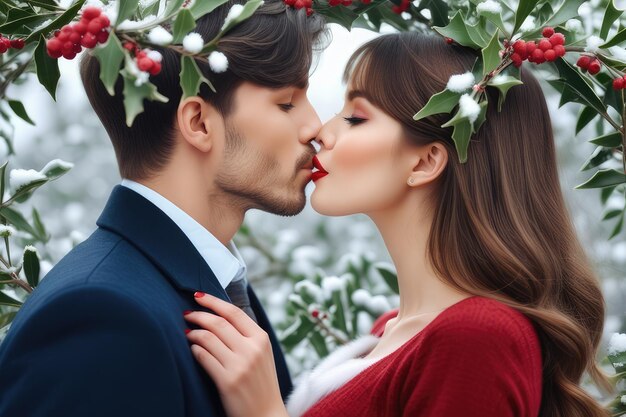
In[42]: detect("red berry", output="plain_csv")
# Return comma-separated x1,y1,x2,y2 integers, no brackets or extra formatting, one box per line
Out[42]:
544,49,557,62
10,39,25,49
98,15,110,28
80,32,98,48
445,37,454,44
73,43,82,53
511,53,523,67
82,6,102,20
53,30,61,38
550,33,565,46
47,48,62,59
539,39,552,51
588,59,601,75
148,61,162,76
531,48,545,64
311,310,320,318
96,30,109,44
137,57,154,72
57,31,70,42
0,42,7,54
553,44,566,57
87,19,103,35
542,27,555,38
46,38,62,53
0,37,10,51
613,77,625,90
74,22,88,35
284,0,296,5
577,55,592,70
123,42,136,52
69,31,81,44
136,50,147,60
306,6,313,14
294,0,304,8
525,41,536,55
342,0,352,5
62,50,76,60
512,40,526,55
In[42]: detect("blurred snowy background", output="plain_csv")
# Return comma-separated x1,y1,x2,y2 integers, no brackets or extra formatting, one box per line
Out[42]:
3,22,626,375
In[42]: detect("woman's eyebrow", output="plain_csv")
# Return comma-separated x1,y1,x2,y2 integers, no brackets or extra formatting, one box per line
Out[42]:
346,89,372,102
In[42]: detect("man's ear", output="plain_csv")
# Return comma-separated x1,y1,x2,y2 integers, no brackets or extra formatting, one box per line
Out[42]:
406,142,449,187
176,96,219,153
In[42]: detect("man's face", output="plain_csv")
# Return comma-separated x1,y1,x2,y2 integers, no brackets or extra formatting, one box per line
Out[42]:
215,82,321,216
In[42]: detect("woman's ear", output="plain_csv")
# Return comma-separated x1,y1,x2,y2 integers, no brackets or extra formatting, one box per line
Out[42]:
406,142,449,187
176,97,218,153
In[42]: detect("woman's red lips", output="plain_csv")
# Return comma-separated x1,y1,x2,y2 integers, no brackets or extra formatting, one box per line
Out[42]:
312,156,328,182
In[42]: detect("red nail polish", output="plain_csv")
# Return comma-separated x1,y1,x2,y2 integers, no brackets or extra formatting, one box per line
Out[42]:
185,329,191,335
194,291,205,298
183,310,192,316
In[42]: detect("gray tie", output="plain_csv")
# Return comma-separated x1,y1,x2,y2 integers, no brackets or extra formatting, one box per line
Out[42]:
225,279,257,323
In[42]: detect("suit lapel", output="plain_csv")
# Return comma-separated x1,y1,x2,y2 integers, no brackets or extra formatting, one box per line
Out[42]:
97,186,229,301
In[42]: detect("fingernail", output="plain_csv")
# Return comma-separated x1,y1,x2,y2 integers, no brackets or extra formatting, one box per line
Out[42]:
183,310,192,316
185,328,191,335
194,291,205,298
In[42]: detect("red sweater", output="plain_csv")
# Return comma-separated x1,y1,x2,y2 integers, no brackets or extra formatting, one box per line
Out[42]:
302,296,542,417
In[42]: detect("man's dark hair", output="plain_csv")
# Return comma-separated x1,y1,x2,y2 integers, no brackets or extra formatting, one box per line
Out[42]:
80,1,327,180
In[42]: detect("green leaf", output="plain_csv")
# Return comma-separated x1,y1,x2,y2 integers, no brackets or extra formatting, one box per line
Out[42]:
487,75,523,111
541,0,586,31
600,0,623,41
609,211,624,239
117,0,141,25
442,110,474,163
576,169,626,189
0,311,18,329
315,4,360,31
0,12,56,36
164,0,186,19
189,0,230,20
433,12,480,49
603,208,623,220
32,208,48,243
330,290,349,335
25,0,86,42
180,56,215,99
553,59,607,115
601,186,617,204
422,0,449,27
280,316,315,348
482,32,502,76
580,147,612,171
40,159,73,180
481,10,508,35
512,0,540,34
34,35,60,100
91,34,126,96
374,3,409,32
308,330,330,358
23,246,40,288
374,263,399,294
0,207,39,238
8,100,34,125
0,291,21,308
601,27,626,48
220,0,264,34
466,20,490,48
589,132,622,147
172,8,196,44
414,89,462,120
121,58,169,127
0,161,7,204
576,106,598,134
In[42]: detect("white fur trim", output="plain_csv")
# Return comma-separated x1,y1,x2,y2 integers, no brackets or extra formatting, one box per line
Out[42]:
286,335,380,417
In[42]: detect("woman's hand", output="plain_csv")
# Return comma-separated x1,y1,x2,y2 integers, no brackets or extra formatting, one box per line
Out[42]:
184,292,289,417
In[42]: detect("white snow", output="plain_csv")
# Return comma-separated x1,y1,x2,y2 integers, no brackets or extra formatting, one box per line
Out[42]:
321,276,344,296
0,225,16,237
622,395,626,405
41,159,74,175
351,289,371,306
208,51,228,73
146,50,163,62
222,4,245,29
519,16,536,33
147,26,173,46
458,94,481,123
24,245,37,253
585,35,605,53
116,15,158,31
182,32,204,54
295,280,323,302
127,59,150,87
447,72,475,93
609,46,626,62
9,169,46,192
608,333,626,355
476,0,501,14
565,19,584,34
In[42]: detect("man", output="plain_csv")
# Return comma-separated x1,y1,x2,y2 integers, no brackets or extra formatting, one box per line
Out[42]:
0,2,326,416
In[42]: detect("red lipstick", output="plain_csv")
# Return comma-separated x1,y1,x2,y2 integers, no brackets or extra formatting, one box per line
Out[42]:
312,156,328,182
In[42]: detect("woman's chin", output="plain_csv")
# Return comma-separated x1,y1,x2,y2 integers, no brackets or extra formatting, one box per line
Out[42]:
311,193,353,217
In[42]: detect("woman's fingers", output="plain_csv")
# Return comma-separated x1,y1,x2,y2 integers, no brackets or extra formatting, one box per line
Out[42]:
193,292,258,337
190,344,225,380
184,311,245,351
186,328,236,367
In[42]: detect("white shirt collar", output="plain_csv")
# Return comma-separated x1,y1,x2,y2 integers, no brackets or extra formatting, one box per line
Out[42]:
120,179,245,289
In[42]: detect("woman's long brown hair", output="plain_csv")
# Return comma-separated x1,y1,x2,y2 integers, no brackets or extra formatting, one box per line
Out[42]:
345,32,612,416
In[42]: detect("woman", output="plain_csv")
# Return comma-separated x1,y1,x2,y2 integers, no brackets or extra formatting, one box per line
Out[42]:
184,32,611,417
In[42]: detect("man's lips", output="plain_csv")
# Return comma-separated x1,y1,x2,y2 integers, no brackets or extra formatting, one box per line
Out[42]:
312,156,328,182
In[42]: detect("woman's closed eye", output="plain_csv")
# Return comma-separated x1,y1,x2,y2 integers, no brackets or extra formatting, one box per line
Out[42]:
279,103,295,111
343,116,366,126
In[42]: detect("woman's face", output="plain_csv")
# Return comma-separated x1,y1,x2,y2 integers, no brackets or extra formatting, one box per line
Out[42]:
311,88,416,217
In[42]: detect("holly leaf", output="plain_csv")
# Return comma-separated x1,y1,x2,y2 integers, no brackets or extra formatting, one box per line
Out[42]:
25,0,86,42
189,0,230,20
433,12,480,49
172,8,196,43
180,56,215,99
117,0,141,26
554,59,606,115
488,75,523,111
481,10,508,35
540,0,586,32
23,246,40,288
576,106,598,134
220,0,264,34
422,0,449,27
600,0,623,41
7,100,34,125
482,32,502,76
413,89,461,120
442,110,474,163
576,169,626,189
601,27,626,48
374,263,399,294
280,316,315,348
91,34,126,96
512,0,540,34
609,211,625,239
580,148,612,171
34,34,60,100
589,132,622,148
121,61,169,126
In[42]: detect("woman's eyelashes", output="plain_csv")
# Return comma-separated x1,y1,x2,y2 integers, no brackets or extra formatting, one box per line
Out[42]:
279,103,295,112
343,116,366,126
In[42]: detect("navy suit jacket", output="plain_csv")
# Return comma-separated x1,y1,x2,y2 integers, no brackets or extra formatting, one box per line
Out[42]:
0,186,292,417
